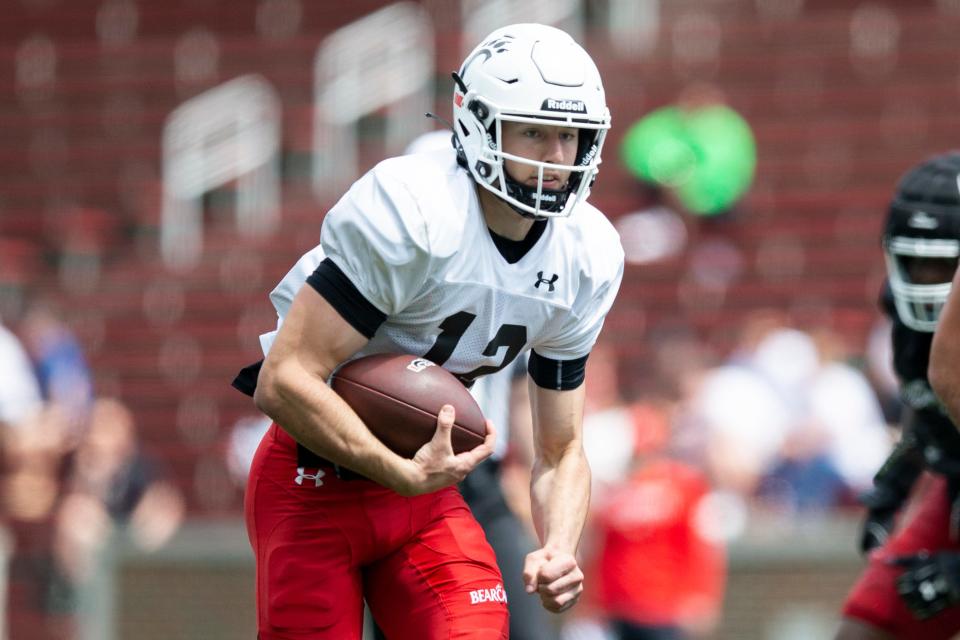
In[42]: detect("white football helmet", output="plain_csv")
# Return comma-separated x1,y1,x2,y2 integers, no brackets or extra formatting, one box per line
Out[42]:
452,23,611,219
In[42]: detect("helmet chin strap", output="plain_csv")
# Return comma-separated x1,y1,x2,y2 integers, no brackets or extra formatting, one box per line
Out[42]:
502,172,571,219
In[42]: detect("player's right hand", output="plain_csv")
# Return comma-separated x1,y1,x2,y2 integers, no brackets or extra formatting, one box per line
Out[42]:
859,505,897,556
397,405,495,496
523,547,584,613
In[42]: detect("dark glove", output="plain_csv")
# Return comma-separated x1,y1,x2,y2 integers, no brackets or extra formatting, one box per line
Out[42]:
858,485,904,556
856,434,922,556
891,551,960,619
859,506,898,555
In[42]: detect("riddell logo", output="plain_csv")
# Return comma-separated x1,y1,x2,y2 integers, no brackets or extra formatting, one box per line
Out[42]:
469,583,508,605
579,143,598,166
542,98,587,113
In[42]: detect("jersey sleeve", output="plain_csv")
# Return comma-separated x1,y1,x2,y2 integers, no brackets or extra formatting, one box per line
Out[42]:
320,166,432,316
269,244,326,320
534,249,625,361
257,244,325,356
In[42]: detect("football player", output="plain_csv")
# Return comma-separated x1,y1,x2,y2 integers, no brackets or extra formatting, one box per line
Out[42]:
234,24,623,640
836,152,960,640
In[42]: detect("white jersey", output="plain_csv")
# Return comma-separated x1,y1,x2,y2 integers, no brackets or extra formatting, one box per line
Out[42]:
468,355,527,460
261,148,624,388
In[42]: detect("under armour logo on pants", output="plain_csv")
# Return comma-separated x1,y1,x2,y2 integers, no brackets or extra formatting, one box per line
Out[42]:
294,467,325,487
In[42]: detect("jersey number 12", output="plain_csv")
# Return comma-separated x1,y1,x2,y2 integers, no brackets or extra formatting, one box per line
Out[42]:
423,311,526,383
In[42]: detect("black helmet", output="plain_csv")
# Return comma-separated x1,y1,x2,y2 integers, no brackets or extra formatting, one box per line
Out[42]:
883,152,960,332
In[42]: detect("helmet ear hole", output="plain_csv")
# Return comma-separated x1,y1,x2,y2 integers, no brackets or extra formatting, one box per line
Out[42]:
468,100,489,122
475,161,493,179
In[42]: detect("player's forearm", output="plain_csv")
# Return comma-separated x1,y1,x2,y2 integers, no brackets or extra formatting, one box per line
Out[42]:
530,444,590,554
930,336,960,427
255,358,413,488
930,271,960,426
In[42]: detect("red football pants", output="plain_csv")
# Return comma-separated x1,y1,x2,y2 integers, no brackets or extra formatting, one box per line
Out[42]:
843,474,960,638
245,423,509,640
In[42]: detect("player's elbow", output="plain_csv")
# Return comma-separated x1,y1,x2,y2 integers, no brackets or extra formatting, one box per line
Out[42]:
253,358,287,420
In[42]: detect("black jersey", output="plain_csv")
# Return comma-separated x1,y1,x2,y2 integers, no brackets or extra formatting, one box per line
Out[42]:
883,283,960,474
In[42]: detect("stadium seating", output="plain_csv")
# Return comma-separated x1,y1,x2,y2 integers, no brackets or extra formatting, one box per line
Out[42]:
4,1,960,637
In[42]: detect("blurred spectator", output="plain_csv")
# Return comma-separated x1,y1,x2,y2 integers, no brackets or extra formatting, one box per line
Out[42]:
576,345,727,640
613,183,689,267
564,343,638,640
0,318,43,430
620,83,756,219
0,321,60,616
747,326,847,513
592,394,726,640
0,319,68,638
20,300,94,434
755,326,892,513
1,406,69,525
757,426,850,513
46,398,184,613
693,319,891,514
225,413,272,488
689,331,793,498
0,407,71,639
805,327,892,494
581,343,638,489
864,314,901,425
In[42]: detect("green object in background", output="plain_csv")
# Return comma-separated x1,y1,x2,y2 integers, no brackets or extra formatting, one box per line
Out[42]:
620,104,756,216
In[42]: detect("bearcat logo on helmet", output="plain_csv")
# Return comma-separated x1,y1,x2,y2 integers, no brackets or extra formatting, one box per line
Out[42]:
542,98,587,113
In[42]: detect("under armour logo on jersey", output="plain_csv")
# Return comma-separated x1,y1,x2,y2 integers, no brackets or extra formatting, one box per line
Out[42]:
294,467,325,487
535,271,559,292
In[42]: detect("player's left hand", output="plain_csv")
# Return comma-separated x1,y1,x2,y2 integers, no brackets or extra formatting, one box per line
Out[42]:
890,551,960,619
401,407,496,496
522,547,584,614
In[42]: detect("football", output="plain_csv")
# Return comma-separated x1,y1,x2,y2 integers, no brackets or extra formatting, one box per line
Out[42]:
330,353,487,458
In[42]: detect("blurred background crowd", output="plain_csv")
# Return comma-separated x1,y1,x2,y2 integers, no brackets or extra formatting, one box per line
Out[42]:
0,0,955,638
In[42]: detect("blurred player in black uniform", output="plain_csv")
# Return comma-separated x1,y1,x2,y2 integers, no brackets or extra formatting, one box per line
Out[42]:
836,152,960,639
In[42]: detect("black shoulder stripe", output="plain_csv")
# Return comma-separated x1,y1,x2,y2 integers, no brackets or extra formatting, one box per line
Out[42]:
306,258,386,339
